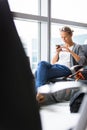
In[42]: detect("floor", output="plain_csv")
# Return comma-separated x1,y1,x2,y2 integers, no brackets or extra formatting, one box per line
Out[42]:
40,102,80,130
38,81,86,130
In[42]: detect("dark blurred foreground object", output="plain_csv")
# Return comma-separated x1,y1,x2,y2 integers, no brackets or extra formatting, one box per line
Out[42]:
0,0,42,129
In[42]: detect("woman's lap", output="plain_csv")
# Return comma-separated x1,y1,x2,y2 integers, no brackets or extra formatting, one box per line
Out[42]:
35,61,72,88
48,64,72,79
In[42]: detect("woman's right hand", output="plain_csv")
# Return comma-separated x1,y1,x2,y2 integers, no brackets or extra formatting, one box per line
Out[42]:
56,45,62,52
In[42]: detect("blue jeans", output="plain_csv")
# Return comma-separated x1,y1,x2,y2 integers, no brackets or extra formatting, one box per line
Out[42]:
35,61,72,89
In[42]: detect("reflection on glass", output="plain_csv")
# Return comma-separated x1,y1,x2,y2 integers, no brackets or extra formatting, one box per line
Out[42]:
14,19,39,72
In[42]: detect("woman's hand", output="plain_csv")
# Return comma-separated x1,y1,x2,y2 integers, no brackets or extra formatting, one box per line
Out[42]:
56,45,62,52
61,46,71,52
51,45,62,64
36,93,45,103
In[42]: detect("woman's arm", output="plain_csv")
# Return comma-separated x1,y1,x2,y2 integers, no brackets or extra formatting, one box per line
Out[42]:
69,49,80,62
51,46,62,64
62,44,86,65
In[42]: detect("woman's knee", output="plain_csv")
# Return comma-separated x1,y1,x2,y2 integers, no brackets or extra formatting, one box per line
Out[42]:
38,61,48,67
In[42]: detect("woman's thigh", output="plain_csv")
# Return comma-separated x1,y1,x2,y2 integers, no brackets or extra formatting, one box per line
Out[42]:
48,64,72,79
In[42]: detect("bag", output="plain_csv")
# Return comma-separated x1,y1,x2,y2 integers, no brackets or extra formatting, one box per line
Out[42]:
70,91,85,113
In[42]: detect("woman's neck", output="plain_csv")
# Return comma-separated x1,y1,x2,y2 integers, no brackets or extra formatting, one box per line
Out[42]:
65,42,74,47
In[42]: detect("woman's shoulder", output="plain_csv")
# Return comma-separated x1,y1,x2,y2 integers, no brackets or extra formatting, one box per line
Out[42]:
73,43,84,53
74,43,81,47
74,43,82,49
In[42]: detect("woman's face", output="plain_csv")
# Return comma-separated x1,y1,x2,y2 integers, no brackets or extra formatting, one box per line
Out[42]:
60,31,72,44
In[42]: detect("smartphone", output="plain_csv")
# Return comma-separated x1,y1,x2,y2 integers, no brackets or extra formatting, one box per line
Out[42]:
56,45,60,49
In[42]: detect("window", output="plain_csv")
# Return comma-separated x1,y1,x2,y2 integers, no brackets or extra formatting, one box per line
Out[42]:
8,0,39,15
8,0,87,72
8,0,48,16
51,0,87,23
14,19,39,72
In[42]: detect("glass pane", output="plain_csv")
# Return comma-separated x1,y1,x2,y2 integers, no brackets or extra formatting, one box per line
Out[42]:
14,19,39,73
41,0,48,16
8,0,39,15
51,0,87,23
51,24,87,60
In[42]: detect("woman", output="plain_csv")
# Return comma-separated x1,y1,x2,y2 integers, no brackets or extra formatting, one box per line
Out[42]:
35,26,86,90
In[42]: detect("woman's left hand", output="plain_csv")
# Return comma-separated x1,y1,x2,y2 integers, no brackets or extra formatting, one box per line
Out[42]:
61,46,71,52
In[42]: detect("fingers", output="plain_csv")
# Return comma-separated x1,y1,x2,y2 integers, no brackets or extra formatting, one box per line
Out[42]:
56,45,60,49
56,47,62,52
61,46,70,52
